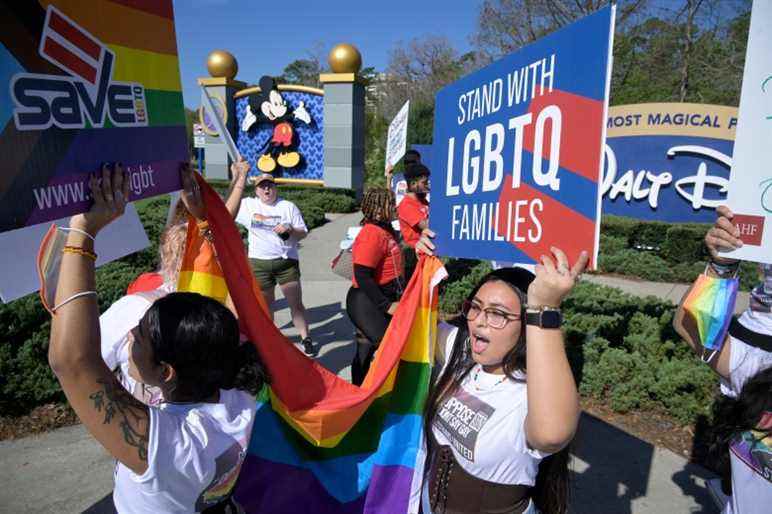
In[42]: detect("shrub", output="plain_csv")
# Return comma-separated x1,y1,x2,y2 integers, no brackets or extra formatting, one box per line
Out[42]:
438,260,492,316
598,215,758,289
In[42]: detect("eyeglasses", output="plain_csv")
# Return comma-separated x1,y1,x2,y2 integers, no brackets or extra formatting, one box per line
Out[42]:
462,300,521,329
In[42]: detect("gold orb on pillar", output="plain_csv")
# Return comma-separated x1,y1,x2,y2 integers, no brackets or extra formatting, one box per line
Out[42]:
328,43,362,74
206,50,238,80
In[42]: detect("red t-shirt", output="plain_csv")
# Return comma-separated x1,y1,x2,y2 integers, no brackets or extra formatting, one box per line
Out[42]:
126,272,164,295
398,195,429,247
352,223,403,287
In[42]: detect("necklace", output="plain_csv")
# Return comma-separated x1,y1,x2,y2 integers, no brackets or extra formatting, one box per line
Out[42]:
472,365,508,391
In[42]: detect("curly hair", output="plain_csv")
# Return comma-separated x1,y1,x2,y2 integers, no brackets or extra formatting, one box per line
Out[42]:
360,187,395,226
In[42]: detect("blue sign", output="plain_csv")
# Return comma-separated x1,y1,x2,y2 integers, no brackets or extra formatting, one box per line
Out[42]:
429,6,614,267
235,88,324,181
602,103,737,223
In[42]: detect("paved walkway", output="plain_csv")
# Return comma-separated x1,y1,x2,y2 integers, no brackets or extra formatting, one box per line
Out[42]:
0,212,724,513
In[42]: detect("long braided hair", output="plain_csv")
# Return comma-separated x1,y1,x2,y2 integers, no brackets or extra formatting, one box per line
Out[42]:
360,187,396,231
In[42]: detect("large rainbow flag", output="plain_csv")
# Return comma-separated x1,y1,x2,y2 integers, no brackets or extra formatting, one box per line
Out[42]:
179,175,446,513
1,0,187,231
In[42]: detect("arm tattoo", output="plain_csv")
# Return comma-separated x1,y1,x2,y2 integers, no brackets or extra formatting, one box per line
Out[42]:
89,379,149,462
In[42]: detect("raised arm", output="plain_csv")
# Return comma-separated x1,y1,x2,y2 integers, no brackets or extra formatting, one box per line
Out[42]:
524,248,587,454
48,164,150,474
225,158,250,219
673,205,742,379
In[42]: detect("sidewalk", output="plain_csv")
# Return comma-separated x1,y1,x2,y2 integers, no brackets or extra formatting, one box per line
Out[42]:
0,212,722,514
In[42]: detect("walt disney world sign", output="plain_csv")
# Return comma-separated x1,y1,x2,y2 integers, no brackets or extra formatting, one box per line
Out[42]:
603,102,737,223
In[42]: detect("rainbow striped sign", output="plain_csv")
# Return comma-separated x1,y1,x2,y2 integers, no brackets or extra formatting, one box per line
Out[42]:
1,1,188,232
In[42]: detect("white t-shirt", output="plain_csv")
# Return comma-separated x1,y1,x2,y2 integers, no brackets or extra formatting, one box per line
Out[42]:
100,284,173,406
719,338,772,514
429,323,548,486
235,197,307,260
113,388,257,514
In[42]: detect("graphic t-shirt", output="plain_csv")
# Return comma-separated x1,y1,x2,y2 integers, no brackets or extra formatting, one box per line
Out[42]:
351,223,403,287
429,323,548,486
398,195,429,248
235,197,307,260
112,389,257,514
719,338,772,514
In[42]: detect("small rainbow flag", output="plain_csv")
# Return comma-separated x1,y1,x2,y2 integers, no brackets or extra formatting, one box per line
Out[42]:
179,174,446,513
682,273,739,360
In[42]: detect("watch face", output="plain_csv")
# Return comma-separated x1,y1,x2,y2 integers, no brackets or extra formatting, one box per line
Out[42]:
541,310,562,328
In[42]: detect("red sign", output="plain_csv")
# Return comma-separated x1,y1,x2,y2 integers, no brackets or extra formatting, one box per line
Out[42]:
733,214,765,246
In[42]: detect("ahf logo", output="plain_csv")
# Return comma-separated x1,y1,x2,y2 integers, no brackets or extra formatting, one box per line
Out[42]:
733,214,765,247
10,5,148,131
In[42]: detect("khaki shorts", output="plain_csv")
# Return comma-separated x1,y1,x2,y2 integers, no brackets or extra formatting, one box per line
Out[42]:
250,257,301,290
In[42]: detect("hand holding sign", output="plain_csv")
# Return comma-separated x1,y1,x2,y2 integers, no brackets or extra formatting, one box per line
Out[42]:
529,247,589,307
705,206,742,265
70,164,131,238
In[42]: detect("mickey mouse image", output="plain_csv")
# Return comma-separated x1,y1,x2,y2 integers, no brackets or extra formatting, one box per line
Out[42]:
242,75,312,173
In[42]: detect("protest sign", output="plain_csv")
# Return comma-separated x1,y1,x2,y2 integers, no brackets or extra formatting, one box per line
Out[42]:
1,1,188,233
0,204,149,303
385,100,410,168
429,6,615,268
725,0,772,264
604,103,737,223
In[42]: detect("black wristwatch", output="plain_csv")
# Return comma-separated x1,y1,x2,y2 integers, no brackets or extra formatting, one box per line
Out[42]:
525,307,563,329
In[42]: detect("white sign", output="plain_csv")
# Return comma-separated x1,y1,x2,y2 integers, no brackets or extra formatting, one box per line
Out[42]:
385,100,410,168
0,204,150,303
194,134,206,148
725,0,772,264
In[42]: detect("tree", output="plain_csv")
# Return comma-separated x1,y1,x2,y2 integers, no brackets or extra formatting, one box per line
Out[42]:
472,0,650,61
280,58,322,88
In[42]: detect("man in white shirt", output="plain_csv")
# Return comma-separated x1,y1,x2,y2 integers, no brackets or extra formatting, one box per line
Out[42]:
227,166,314,355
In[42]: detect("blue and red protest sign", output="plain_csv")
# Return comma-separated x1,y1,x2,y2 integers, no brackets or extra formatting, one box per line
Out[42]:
429,6,615,268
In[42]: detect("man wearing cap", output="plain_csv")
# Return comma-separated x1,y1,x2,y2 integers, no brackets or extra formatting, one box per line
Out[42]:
227,166,314,355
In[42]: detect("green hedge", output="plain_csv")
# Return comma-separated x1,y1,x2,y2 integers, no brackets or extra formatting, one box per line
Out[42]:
599,216,758,290
0,186,358,417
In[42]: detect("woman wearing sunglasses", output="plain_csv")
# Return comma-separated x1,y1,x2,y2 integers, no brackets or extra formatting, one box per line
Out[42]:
416,230,588,514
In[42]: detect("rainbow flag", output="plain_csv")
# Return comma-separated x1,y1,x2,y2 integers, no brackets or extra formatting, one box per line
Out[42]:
1,0,187,231
682,273,739,361
180,175,446,513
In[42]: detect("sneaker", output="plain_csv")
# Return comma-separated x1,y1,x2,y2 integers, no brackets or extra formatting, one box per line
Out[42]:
302,337,315,356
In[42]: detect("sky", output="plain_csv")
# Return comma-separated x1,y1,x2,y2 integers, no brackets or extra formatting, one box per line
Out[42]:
173,0,479,108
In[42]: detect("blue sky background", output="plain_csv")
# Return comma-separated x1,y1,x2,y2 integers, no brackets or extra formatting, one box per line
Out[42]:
173,0,478,108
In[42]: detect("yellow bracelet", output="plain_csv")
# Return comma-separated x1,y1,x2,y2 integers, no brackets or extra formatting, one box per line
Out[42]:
62,246,97,260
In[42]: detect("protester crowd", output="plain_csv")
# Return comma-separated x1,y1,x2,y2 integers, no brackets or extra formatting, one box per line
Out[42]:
41,150,770,514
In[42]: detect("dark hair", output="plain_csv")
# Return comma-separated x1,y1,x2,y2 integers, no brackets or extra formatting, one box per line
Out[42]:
708,366,772,494
141,292,241,401
404,149,421,167
423,268,572,514
360,187,396,230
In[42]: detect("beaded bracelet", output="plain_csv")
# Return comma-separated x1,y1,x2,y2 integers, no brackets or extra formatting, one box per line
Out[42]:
63,245,97,260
